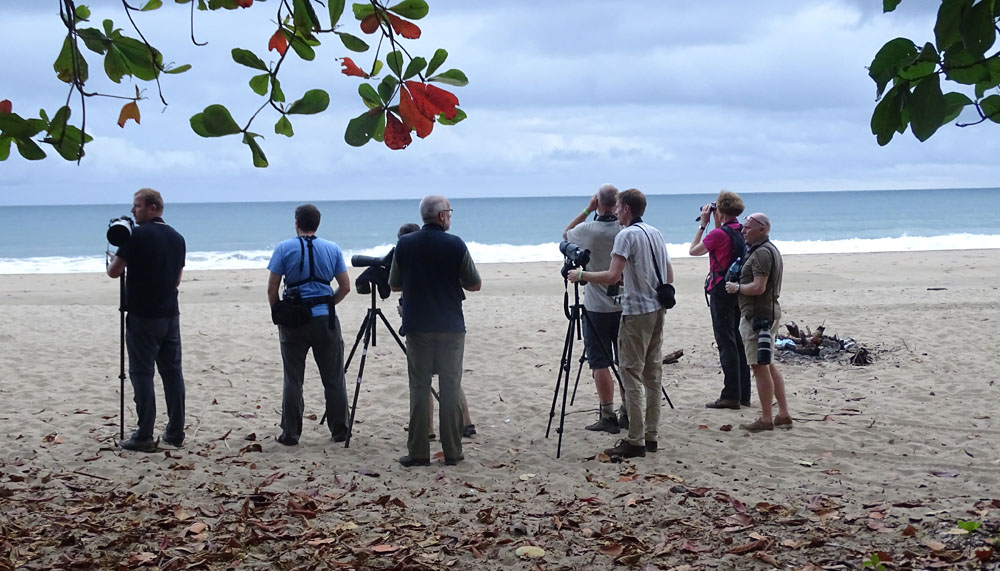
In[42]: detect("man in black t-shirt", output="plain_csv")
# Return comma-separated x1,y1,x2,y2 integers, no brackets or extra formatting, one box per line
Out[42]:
389,196,481,467
107,188,187,452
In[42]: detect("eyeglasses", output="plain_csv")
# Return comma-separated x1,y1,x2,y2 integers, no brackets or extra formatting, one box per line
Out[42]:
744,215,765,228
440,209,454,214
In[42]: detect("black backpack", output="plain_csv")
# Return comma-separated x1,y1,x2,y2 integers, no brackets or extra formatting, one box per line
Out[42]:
705,223,746,304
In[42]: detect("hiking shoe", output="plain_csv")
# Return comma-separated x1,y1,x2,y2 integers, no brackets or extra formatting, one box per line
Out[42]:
585,416,620,434
276,434,299,446
119,436,158,453
774,415,793,429
463,424,477,438
740,399,752,408
739,418,774,432
645,440,658,453
398,455,430,467
331,432,348,443
617,407,629,430
159,433,183,448
706,398,741,410
604,440,646,458
444,455,464,466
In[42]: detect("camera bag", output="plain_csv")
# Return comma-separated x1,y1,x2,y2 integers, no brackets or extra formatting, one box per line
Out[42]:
271,236,335,328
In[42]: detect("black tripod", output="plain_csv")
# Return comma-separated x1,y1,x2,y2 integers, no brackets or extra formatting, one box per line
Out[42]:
117,273,126,441
545,278,625,459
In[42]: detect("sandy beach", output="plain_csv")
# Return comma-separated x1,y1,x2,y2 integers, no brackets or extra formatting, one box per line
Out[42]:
1,250,998,569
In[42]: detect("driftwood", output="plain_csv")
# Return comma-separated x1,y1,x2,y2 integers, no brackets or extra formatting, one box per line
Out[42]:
778,321,873,365
662,349,684,364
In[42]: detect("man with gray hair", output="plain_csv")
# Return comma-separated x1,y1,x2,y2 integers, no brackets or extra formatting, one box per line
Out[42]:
563,184,625,433
389,195,482,467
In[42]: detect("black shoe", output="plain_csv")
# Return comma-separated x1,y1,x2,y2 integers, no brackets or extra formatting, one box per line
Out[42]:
276,434,299,446
119,436,158,453
331,433,347,443
617,407,629,430
741,399,752,407
604,440,646,458
160,433,183,448
462,424,477,438
706,398,741,410
585,416,620,434
645,440,657,453
398,455,431,467
444,455,464,466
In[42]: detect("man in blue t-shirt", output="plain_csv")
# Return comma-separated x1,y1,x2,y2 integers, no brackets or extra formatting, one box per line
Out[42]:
107,188,187,453
389,195,481,467
267,204,351,446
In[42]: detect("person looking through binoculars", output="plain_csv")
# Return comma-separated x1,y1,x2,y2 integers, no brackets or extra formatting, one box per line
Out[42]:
267,204,351,446
389,196,481,468
106,188,187,453
724,213,792,432
563,184,625,434
568,189,672,460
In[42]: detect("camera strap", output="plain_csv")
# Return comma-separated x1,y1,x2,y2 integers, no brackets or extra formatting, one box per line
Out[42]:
285,235,336,329
633,222,667,288
748,240,777,322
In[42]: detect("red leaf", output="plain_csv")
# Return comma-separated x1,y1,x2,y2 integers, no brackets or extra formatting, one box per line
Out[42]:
360,13,380,34
384,112,411,150
268,29,287,55
0,99,11,114
386,13,421,39
236,0,252,6
338,57,368,78
399,87,433,138
422,84,459,120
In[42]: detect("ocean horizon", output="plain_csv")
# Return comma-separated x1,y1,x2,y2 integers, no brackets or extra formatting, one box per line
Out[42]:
2,188,999,274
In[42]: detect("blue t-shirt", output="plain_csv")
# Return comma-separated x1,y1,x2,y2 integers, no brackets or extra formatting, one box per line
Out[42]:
267,236,347,317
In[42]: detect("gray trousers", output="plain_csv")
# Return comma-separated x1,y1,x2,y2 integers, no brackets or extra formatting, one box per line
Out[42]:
126,314,186,443
279,315,349,441
405,332,465,461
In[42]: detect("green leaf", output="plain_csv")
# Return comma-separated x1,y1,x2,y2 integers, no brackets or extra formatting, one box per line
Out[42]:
403,56,426,80
0,113,47,139
935,0,971,52
868,37,917,96
0,136,11,161
232,48,268,71
373,111,386,142
871,83,906,146
943,48,990,84
103,48,127,83
103,19,115,36
916,42,940,63
75,4,92,20
428,68,468,87
898,61,936,81
190,104,242,137
378,75,398,104
46,117,91,162
15,138,46,161
386,50,403,77
883,0,901,12
53,36,89,84
243,132,268,167
388,0,428,20
345,109,380,146
909,74,946,141
338,32,369,52
112,36,161,81
436,107,466,126
981,94,1000,124
286,89,330,114
957,520,982,532
292,0,319,33
164,63,191,74
271,77,285,102
141,0,163,11
942,91,973,124
329,0,346,28
77,28,107,54
426,48,447,77
959,0,996,57
352,3,376,20
275,115,294,137
249,73,269,95
288,32,316,61
371,59,384,77
359,83,382,108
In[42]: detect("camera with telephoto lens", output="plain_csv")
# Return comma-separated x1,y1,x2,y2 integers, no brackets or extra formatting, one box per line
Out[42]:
353,249,394,299
107,216,134,247
559,240,591,280
752,318,772,364
694,202,717,222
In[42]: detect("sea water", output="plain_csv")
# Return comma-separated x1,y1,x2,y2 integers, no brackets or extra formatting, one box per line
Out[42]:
1,188,998,274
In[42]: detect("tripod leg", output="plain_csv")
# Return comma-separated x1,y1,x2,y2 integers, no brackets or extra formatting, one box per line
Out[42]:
556,315,577,459
322,308,372,426
119,275,126,441
545,316,576,439
662,386,674,409
570,351,587,406
344,313,375,448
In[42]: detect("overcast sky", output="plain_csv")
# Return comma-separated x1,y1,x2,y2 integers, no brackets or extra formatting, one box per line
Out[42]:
3,1,998,206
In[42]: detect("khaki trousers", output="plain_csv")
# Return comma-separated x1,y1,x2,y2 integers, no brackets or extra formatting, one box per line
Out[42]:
618,309,664,446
